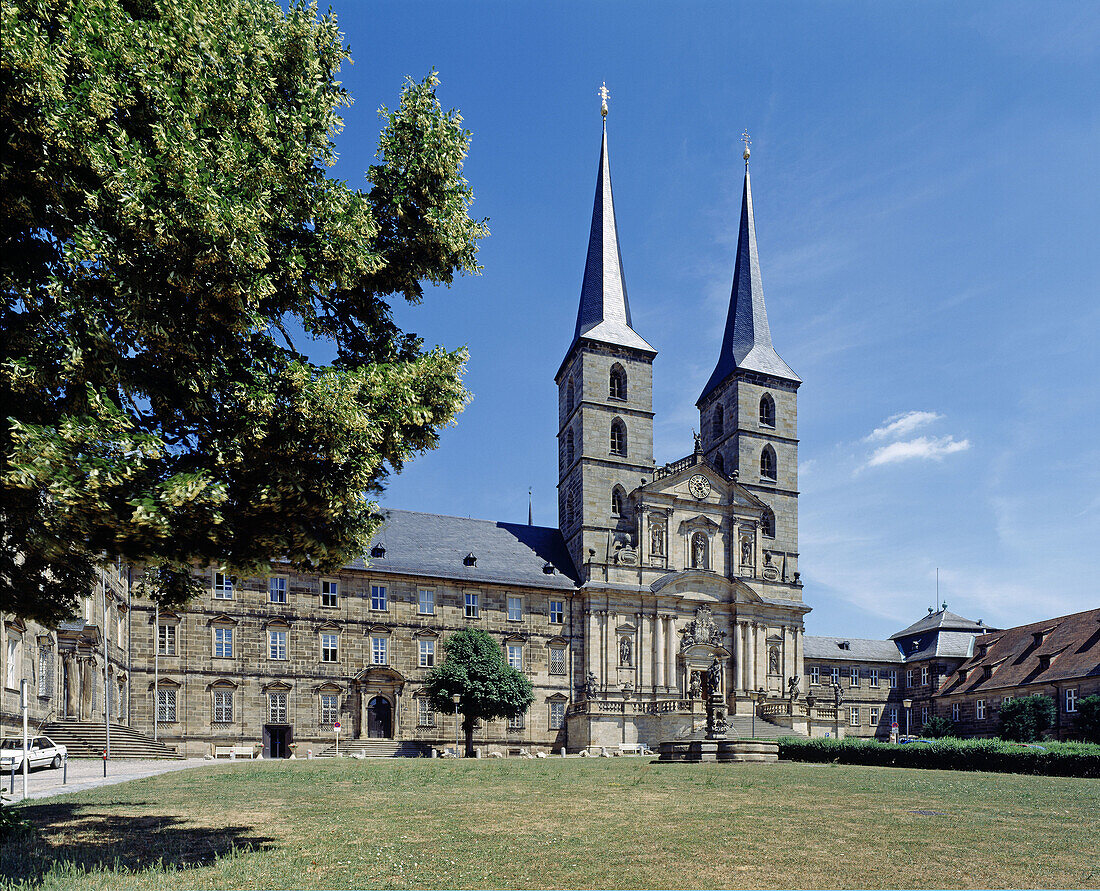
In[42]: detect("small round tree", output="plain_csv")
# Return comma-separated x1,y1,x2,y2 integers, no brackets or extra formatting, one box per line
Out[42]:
423,629,533,757
1074,694,1100,743
921,715,955,739
999,694,1056,742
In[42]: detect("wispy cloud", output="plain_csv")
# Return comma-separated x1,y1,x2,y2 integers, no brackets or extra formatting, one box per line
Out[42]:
867,435,971,467
865,410,942,442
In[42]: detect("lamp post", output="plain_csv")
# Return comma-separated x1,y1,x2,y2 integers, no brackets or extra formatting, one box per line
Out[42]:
903,698,913,739
452,693,462,758
750,688,763,739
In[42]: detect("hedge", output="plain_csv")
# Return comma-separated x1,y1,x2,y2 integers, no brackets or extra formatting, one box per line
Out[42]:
777,736,1100,778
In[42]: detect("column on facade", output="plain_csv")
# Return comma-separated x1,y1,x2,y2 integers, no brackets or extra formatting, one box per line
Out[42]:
747,623,758,691
665,615,677,694
732,621,743,693
794,626,803,685
599,611,608,690
587,608,599,682
781,625,790,686
635,611,644,689
655,612,665,689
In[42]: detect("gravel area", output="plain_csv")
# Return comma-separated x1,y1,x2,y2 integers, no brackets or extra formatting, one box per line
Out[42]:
2,758,210,803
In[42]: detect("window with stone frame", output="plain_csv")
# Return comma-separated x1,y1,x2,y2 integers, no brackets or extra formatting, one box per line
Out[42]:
5,634,21,689
268,629,288,661
849,706,860,726
849,666,859,687
714,452,725,475
761,508,775,538
213,689,233,723
760,393,776,428
157,623,177,656
760,445,777,481
213,572,234,599
610,418,627,456
549,647,566,676
507,644,523,671
320,633,338,663
976,699,987,719
565,378,574,415
370,585,387,611
951,702,961,721
507,710,525,731
920,665,929,685
712,404,724,439
320,693,339,726
507,595,523,622
611,488,623,518
371,636,387,665
830,666,840,685
549,700,566,730
157,688,177,723
1065,688,1078,713
889,670,898,689
269,577,287,603
810,665,819,685
869,668,879,687
888,707,898,726
609,364,627,400
419,639,435,668
417,697,435,727
565,429,574,468
906,669,915,688
920,706,929,726
321,580,339,608
549,601,564,625
418,588,435,615
869,706,879,727
268,691,288,723
213,626,233,658
38,646,54,698
464,592,480,619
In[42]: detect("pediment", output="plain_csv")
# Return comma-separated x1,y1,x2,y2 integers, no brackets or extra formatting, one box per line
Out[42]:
677,515,721,535
546,635,569,647
645,461,730,501
615,623,637,635
208,678,238,690
262,617,291,630
262,680,293,692
315,620,341,633
315,681,344,694
208,614,238,626
650,570,732,600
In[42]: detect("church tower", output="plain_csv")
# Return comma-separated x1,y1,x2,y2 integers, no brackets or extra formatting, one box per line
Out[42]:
697,139,802,580
556,90,657,577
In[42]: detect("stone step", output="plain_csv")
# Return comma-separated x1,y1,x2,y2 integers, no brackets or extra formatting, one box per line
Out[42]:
315,738,426,758
43,721,182,759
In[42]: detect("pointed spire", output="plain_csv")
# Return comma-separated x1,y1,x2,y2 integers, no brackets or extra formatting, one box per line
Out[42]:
567,88,656,357
698,147,798,404
528,487,533,526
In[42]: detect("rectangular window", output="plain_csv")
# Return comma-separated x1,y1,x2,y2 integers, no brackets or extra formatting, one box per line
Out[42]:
269,577,287,604
889,670,898,689
418,698,435,727
268,691,288,724
213,572,234,599
213,627,233,659
869,707,879,727
419,639,435,668
549,700,566,730
951,702,960,721
549,648,566,675
507,595,523,622
849,706,860,726
269,630,287,661
372,637,387,666
921,666,930,686
830,666,840,685
320,693,339,725
213,690,233,723
810,665,820,685
888,707,898,727
976,699,987,719
320,633,338,663
157,624,177,656
1003,696,1013,708
418,588,434,616
920,706,929,726
507,710,525,731
465,592,479,619
38,648,52,698
157,688,177,723
906,669,915,688
849,666,859,687
549,601,564,625
1066,688,1078,713
6,638,19,688
321,580,338,608
371,585,387,611
869,668,879,687
507,644,523,671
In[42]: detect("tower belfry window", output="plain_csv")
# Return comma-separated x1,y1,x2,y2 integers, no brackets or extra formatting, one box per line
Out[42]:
760,393,776,428
566,379,575,415
609,364,627,400
611,487,623,518
713,405,724,439
760,445,777,481
610,419,627,456
565,429,575,468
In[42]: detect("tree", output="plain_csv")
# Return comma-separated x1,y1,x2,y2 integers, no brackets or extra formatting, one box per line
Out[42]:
921,715,954,739
998,694,1056,742
423,629,533,757
1,0,488,624
1074,694,1100,744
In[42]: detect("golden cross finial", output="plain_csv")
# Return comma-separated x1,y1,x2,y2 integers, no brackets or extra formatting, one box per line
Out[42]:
741,130,751,168
599,82,610,118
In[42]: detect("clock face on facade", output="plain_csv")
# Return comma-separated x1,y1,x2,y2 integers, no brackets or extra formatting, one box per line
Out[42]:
688,474,712,500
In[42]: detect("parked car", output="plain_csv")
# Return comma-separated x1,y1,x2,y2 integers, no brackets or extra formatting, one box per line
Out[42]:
0,736,67,771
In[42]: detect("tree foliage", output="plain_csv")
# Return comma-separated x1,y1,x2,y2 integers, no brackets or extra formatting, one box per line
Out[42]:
423,629,533,756
1074,694,1100,744
1,0,487,624
999,694,1056,742
920,715,954,739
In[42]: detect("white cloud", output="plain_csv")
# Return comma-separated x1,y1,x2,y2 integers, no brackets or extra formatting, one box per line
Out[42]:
864,410,942,442
867,435,971,467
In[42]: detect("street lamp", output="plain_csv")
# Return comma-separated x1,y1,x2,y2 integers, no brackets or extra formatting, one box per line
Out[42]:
749,688,764,739
903,698,913,739
452,693,462,758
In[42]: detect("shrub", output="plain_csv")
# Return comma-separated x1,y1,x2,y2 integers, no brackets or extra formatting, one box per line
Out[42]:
1075,695,1100,743
999,695,1056,742
921,715,954,738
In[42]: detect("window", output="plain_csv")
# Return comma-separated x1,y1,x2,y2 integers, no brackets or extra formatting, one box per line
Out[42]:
906,669,915,688
889,670,898,689
549,601,564,625
713,404,724,438
269,577,287,604
810,665,820,685
565,379,574,415
213,690,233,723
507,596,523,622
418,588,435,616
951,702,960,721
419,639,435,668
920,665,929,686
611,488,623,518
869,707,880,727
320,693,339,725
507,644,523,671
549,647,566,675
869,668,879,687
976,699,986,719
565,429,575,468
760,445,777,481
371,636,387,665
760,393,776,427
1003,696,1013,707
321,580,338,608
920,706,929,726
268,691,288,724
610,419,627,456
213,572,234,599
849,666,859,687
320,633,338,663
714,452,725,475
157,688,177,723
1065,688,1078,713
371,585,387,611
609,364,627,400
549,700,566,730
418,698,435,727
888,707,898,726
507,710,525,732
37,647,53,698
268,630,287,661
849,706,860,727
464,592,479,619
830,666,840,685
5,636,20,689
213,627,233,659
157,624,176,656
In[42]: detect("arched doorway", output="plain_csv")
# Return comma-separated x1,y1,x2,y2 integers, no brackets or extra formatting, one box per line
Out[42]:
367,695,392,738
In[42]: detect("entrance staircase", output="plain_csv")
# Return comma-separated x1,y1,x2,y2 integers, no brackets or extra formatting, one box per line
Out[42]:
725,714,802,740
44,721,181,759
314,738,426,758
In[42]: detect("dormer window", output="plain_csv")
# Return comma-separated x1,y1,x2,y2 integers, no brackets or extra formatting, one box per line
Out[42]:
370,545,386,559
463,553,477,567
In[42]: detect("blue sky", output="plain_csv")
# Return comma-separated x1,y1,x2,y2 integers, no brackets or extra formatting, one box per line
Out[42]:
314,2,1100,640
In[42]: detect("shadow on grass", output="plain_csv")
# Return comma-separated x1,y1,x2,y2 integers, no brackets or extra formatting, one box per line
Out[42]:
0,798,275,884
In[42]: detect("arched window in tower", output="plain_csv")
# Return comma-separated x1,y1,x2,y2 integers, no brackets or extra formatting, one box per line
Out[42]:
609,364,627,400
760,445,777,481
713,404,724,439
565,429,575,468
759,393,776,428
566,379,575,415
761,507,775,538
610,419,627,456
714,452,725,476
691,532,709,570
611,487,624,518
564,497,573,528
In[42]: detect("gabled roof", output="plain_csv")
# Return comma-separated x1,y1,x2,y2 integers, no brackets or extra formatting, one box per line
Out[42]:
890,608,989,640
699,169,799,404
357,509,579,590
804,636,903,664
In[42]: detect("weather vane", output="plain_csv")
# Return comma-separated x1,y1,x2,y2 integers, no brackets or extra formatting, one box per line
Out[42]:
599,82,610,118
741,130,751,168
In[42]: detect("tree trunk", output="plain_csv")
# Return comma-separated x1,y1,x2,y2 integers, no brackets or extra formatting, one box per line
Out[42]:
463,716,476,758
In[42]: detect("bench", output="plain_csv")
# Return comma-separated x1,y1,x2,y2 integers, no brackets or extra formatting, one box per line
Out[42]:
618,743,651,756
214,745,256,760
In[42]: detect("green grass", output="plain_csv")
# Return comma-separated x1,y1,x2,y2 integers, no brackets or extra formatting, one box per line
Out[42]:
2,758,1098,890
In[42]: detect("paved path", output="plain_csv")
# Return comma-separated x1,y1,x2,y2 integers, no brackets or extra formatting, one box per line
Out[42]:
1,758,209,803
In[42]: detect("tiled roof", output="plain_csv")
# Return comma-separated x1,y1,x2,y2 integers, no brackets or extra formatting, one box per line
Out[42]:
938,607,1100,695
804,636,903,663
890,608,988,640
902,630,979,662
354,509,579,590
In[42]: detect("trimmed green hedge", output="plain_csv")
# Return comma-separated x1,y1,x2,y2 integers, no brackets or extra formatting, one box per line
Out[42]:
778,736,1100,778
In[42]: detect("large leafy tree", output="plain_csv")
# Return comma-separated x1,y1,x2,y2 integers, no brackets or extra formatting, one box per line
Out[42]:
423,629,533,757
998,694,1056,742
1,0,487,624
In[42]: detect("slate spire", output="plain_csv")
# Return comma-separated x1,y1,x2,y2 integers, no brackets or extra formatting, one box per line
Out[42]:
698,153,798,404
568,93,655,357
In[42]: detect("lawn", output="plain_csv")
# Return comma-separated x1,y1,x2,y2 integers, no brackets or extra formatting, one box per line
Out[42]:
2,758,1098,890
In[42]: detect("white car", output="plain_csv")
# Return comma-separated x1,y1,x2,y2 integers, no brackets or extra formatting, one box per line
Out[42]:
0,736,67,771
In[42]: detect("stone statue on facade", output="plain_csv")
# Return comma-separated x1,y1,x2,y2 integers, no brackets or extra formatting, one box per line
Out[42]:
703,656,729,738
679,605,727,651
688,672,702,701
832,682,843,708
692,535,706,569
582,671,598,701
619,636,632,667
769,646,780,676
741,535,752,565
787,675,801,701
650,522,666,557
